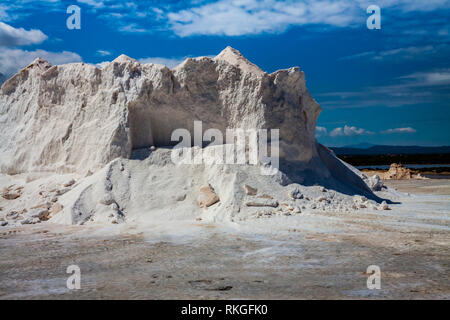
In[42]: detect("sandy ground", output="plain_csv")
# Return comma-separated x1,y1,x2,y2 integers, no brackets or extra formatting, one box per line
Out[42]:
0,179,449,300
384,178,450,195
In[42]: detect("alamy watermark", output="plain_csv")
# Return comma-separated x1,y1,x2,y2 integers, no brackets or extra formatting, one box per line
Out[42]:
367,5,381,30
67,5,81,30
366,265,381,290
170,121,279,176
66,265,81,290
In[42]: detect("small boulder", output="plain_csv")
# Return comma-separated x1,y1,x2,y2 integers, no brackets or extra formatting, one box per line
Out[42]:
28,209,50,221
243,184,257,196
379,201,390,210
245,200,279,208
6,211,19,220
289,187,303,200
56,188,71,196
197,185,220,208
366,174,384,191
353,196,367,203
21,217,40,225
63,179,76,187
2,191,21,200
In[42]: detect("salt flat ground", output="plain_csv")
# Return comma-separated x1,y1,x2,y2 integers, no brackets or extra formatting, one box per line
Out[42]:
0,179,449,299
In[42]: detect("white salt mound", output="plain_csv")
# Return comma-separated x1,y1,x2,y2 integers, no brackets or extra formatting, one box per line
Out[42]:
0,47,394,227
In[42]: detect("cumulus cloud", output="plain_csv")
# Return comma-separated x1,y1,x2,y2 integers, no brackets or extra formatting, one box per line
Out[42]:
138,57,187,68
329,125,374,137
316,125,375,137
160,0,450,37
166,0,357,37
2,0,449,37
94,55,216,70
139,55,215,68
94,61,109,69
0,22,47,47
0,48,82,78
316,125,417,138
381,127,417,134
315,126,328,137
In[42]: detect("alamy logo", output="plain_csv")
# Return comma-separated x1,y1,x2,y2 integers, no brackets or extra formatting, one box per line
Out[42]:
66,265,81,290
366,265,381,289
66,5,81,30
366,5,381,30
170,121,279,176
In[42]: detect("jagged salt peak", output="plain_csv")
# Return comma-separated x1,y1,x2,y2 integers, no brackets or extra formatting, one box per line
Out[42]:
214,46,264,76
25,57,52,71
18,47,266,76
112,54,137,64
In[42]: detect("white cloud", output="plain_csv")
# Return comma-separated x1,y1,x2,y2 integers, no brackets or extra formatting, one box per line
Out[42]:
95,61,110,69
139,55,215,68
339,45,438,61
0,22,47,47
77,0,104,9
96,49,111,56
381,127,417,134
166,0,357,37
398,69,450,86
329,125,374,137
315,126,328,137
94,55,215,69
119,23,148,33
0,48,82,77
2,0,449,38
317,125,417,138
138,57,187,68
0,5,8,21
158,0,450,37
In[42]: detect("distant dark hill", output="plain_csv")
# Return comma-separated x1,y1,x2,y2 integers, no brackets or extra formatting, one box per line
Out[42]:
329,145,450,166
343,142,375,149
331,145,450,156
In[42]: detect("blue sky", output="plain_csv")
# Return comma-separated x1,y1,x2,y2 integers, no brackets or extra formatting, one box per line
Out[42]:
0,0,449,146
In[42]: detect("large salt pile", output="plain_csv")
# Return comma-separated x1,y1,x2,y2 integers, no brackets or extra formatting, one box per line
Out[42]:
0,47,393,227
